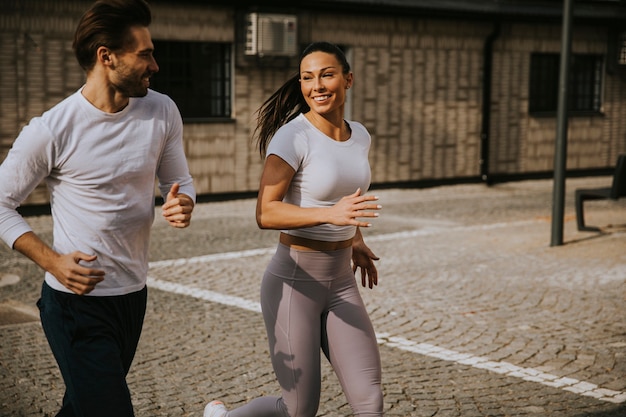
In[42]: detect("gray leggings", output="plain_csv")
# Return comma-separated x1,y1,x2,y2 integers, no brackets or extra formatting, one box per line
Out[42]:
228,243,383,417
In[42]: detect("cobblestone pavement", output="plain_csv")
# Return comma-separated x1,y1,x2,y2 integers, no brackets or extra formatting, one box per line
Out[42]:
1,177,625,417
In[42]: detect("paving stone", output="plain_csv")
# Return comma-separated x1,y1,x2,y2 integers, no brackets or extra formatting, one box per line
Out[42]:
1,177,625,416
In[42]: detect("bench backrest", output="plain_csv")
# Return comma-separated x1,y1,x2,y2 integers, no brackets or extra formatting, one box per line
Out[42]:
611,154,626,199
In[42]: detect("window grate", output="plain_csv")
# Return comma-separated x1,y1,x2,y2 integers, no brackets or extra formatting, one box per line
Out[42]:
151,41,231,120
619,32,626,65
529,53,603,115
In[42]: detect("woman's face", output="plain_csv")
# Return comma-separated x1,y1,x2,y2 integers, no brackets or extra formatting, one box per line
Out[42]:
299,51,352,118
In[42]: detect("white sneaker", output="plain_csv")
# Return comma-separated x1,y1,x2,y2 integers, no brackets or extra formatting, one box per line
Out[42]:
204,400,228,417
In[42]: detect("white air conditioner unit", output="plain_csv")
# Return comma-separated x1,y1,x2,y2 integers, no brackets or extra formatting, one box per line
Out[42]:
245,13,297,57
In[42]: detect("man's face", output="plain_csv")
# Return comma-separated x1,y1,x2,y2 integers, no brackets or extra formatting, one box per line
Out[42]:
109,26,159,97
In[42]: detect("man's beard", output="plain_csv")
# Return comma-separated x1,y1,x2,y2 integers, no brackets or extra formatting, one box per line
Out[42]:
115,77,149,98
112,65,151,98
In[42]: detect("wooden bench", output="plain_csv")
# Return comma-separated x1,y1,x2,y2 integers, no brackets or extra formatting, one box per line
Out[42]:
575,154,626,231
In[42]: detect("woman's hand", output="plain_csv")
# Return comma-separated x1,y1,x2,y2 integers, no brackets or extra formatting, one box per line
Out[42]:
352,227,380,289
329,188,381,227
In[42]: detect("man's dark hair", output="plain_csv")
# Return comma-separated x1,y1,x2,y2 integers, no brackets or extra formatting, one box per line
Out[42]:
73,0,152,71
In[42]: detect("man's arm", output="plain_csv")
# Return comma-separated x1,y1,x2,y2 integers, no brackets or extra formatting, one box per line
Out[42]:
13,231,105,295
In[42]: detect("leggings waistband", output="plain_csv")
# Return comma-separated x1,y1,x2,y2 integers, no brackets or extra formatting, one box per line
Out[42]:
279,232,353,252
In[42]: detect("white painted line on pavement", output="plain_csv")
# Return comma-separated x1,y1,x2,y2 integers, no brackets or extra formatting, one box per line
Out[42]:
147,277,626,404
148,219,538,269
149,247,275,268
365,219,538,243
147,220,625,405
375,333,626,404
148,277,261,313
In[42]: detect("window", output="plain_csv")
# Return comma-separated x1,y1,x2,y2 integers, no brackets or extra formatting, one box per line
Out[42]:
620,32,626,65
529,53,603,115
151,41,232,121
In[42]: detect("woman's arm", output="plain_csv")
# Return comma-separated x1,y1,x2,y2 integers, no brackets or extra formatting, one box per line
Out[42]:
256,155,380,230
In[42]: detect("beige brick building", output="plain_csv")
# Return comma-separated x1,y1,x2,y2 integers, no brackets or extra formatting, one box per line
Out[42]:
1,0,625,205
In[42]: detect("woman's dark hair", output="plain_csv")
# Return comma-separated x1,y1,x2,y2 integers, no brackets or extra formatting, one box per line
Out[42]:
254,42,351,158
73,0,152,71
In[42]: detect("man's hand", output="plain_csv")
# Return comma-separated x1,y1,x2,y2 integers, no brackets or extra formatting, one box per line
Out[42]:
13,232,104,295
162,183,194,228
50,251,105,295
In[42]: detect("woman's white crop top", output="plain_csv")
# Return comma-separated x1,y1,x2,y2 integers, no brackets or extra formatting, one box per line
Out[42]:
266,113,372,242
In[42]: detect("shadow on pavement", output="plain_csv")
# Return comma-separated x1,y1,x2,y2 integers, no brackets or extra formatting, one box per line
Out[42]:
574,404,626,417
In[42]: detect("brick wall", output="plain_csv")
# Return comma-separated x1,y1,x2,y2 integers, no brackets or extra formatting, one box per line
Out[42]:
491,23,626,174
1,1,625,206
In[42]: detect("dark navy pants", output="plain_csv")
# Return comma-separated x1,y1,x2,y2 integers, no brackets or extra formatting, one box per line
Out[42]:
37,282,147,417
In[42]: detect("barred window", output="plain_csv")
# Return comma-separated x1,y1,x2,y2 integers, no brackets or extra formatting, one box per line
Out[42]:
529,53,603,115
619,32,626,65
151,41,232,121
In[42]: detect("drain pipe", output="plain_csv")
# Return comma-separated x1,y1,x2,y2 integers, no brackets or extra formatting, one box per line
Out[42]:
480,22,501,185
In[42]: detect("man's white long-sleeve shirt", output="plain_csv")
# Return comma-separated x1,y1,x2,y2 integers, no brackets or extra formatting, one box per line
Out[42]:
0,88,195,296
